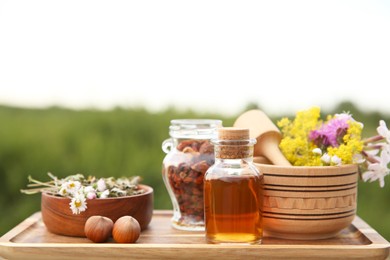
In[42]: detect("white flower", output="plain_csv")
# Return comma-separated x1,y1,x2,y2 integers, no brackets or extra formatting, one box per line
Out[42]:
83,185,95,193
58,187,69,196
377,120,390,143
320,153,344,166
321,153,331,164
63,180,82,195
312,148,322,155
97,178,107,192
83,185,97,199
362,147,390,188
382,143,390,158
370,144,390,164
352,153,365,164
331,155,342,166
69,193,87,214
99,189,110,198
362,163,389,188
365,149,379,157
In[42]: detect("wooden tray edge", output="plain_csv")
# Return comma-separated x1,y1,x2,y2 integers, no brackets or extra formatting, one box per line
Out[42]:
1,211,389,260
0,212,41,243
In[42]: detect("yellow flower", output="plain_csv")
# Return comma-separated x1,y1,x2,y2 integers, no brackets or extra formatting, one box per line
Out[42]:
278,107,364,166
278,107,321,166
327,120,364,164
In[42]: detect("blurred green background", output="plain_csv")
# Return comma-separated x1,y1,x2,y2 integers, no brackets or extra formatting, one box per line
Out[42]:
0,102,389,241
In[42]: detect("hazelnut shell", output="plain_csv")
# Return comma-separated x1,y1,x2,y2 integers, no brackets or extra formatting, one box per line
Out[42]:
84,216,114,243
112,216,141,243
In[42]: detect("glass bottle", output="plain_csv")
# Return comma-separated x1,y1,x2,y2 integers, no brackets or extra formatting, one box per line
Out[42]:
162,119,222,231
204,127,263,244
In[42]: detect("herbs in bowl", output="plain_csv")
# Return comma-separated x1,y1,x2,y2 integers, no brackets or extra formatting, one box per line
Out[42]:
21,173,153,237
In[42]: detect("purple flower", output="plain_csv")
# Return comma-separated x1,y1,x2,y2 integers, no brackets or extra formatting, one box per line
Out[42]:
309,115,350,149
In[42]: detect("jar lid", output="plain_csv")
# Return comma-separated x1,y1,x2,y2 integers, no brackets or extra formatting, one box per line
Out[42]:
169,119,222,138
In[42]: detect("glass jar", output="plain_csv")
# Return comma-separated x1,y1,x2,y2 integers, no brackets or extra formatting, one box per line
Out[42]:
162,119,222,231
204,127,264,244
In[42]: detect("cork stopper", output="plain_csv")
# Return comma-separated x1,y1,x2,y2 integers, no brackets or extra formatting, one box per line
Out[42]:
215,127,254,159
218,127,249,141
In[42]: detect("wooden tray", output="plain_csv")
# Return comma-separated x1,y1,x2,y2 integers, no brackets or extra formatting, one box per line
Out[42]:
1,210,389,259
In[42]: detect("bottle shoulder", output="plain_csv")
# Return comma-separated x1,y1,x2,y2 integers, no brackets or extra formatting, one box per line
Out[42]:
205,160,261,179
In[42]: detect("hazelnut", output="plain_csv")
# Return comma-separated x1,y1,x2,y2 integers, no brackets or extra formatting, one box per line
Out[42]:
84,216,114,243
112,216,141,243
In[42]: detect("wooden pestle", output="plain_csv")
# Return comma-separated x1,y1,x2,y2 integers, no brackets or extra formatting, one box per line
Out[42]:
233,110,291,166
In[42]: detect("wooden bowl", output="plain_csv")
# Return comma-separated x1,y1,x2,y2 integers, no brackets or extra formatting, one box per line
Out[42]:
41,184,153,237
254,160,358,240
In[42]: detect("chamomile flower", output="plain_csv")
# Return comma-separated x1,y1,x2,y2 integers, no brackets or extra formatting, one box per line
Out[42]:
99,189,110,198
63,180,82,195
84,186,97,200
58,186,69,196
69,192,87,214
83,185,95,193
97,178,107,192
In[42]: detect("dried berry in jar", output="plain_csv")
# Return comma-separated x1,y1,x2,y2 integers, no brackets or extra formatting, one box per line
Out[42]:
162,119,222,231
166,140,214,224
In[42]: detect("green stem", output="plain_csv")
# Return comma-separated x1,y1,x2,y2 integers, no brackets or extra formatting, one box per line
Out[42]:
20,187,57,194
27,175,57,188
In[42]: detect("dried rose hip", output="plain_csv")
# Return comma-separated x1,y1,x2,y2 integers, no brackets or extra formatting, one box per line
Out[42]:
163,139,214,228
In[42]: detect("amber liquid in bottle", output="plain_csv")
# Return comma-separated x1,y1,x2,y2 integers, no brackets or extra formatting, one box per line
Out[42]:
204,174,263,244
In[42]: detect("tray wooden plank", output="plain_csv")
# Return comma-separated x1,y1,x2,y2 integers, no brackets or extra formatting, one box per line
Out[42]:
1,210,389,259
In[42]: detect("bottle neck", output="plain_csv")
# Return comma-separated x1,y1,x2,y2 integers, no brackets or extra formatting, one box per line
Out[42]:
214,143,254,160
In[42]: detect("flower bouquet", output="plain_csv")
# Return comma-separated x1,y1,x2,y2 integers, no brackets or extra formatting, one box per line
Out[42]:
278,107,390,187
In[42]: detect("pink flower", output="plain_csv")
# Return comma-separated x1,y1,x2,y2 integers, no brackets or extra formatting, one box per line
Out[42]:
86,192,97,199
309,116,349,148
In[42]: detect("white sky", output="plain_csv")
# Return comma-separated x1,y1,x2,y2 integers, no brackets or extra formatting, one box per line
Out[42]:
0,0,389,116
